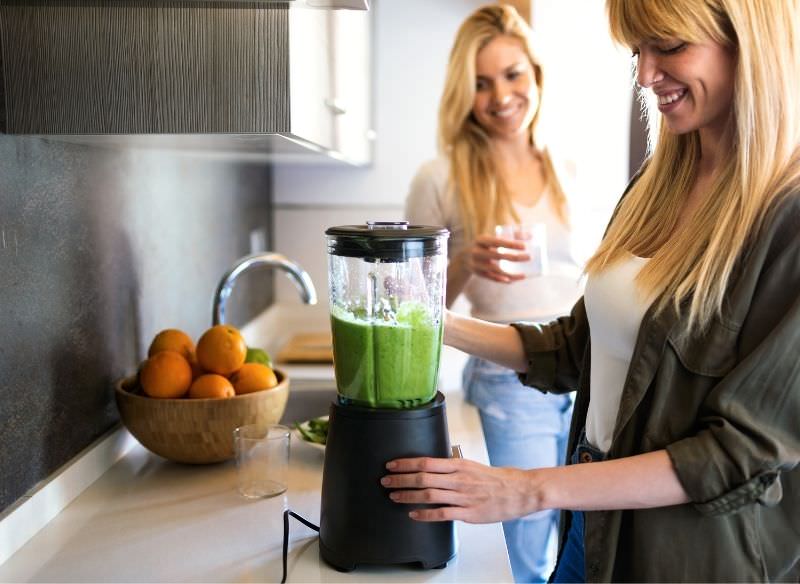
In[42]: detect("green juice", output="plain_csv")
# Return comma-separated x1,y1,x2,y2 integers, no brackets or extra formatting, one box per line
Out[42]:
330,303,443,408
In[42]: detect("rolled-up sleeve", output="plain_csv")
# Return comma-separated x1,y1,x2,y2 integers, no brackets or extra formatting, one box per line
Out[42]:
666,208,800,516
511,297,589,394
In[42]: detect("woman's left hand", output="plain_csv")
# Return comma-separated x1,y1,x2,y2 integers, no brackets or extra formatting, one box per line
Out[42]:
381,456,540,523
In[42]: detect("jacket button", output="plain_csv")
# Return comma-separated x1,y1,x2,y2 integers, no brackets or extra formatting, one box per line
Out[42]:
580,451,593,463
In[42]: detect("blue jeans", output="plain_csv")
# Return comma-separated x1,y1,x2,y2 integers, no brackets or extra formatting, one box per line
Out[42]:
463,357,573,583
551,430,606,583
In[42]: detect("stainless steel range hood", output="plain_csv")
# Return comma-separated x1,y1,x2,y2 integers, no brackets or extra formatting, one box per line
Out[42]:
0,1,372,164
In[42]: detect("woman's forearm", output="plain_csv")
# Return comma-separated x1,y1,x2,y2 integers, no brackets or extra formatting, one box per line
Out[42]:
444,310,528,372
383,449,690,523
533,450,690,511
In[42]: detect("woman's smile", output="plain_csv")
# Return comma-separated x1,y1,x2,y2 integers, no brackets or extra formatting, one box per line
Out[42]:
655,87,688,113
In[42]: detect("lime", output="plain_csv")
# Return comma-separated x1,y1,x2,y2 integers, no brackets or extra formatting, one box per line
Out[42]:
245,346,272,367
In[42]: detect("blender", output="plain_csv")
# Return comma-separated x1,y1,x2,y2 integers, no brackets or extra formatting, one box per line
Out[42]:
319,221,455,571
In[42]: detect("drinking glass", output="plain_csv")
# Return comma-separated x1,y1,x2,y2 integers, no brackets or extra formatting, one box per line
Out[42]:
495,223,549,278
233,424,290,499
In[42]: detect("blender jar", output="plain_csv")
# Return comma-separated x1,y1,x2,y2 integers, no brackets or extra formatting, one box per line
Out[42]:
325,221,449,408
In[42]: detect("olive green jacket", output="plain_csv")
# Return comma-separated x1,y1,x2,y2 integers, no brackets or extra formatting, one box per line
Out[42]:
512,192,800,582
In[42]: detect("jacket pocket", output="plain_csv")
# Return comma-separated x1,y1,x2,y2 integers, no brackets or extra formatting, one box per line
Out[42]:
667,318,740,377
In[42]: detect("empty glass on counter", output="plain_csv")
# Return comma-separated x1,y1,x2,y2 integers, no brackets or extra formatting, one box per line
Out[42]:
233,424,290,499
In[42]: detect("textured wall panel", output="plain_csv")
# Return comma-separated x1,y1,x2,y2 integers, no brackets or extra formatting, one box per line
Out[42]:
0,135,275,513
0,1,290,134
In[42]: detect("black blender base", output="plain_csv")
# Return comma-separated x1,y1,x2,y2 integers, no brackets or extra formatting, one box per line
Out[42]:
319,540,356,572
319,392,457,571
320,538,454,571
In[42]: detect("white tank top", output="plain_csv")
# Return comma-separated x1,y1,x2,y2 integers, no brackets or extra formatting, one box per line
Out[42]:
584,255,655,451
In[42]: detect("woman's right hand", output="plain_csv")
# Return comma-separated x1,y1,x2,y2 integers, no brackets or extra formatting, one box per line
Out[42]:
382,456,541,524
460,234,529,283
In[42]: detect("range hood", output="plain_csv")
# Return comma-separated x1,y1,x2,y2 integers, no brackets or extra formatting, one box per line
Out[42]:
210,0,369,6
0,1,372,164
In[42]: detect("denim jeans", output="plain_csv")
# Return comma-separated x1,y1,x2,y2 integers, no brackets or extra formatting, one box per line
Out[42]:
551,430,606,583
463,356,574,583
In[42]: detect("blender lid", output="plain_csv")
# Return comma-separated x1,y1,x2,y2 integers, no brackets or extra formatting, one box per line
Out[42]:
326,221,449,260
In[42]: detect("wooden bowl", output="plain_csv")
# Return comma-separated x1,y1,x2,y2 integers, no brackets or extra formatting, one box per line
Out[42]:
114,369,289,464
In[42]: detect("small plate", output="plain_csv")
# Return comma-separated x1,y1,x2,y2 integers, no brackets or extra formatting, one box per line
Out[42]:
293,415,328,452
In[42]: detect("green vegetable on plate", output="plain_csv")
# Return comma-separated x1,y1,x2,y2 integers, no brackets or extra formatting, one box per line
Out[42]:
295,417,329,445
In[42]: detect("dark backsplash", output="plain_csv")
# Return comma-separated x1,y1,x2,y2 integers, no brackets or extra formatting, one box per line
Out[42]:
0,136,274,514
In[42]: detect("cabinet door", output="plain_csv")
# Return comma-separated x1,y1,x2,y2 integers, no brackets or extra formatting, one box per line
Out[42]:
329,8,373,165
288,5,334,151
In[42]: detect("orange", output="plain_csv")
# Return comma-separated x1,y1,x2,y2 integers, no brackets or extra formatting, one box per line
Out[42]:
148,329,195,362
196,325,248,376
140,351,192,399
188,374,235,399
230,363,279,395
188,354,205,380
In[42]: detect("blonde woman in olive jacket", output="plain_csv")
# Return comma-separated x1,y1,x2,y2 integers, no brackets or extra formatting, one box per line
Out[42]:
383,0,800,581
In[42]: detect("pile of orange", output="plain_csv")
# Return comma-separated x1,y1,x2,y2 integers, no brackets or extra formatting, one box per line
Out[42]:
138,325,278,399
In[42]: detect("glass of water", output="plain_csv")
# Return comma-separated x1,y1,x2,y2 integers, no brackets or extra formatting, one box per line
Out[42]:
495,223,549,278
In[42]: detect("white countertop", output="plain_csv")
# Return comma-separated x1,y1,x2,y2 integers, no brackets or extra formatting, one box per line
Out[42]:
0,392,510,583
0,304,510,583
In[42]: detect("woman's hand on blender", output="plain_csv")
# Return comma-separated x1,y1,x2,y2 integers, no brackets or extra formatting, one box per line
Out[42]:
381,456,540,523
462,234,529,283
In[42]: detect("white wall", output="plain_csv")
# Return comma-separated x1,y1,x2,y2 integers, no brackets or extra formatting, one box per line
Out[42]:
531,0,633,261
272,0,634,303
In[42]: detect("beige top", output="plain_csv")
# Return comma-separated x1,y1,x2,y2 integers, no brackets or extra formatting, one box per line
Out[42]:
405,157,583,323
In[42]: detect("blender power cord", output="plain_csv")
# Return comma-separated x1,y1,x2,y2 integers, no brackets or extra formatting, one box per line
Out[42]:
281,509,320,584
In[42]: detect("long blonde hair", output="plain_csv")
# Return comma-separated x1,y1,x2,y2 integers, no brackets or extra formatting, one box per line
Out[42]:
587,0,800,331
439,4,568,244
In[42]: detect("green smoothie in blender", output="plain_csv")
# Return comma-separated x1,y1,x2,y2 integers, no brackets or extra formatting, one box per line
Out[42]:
331,301,442,408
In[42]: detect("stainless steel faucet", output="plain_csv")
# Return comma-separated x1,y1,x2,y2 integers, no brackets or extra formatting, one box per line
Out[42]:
212,252,318,325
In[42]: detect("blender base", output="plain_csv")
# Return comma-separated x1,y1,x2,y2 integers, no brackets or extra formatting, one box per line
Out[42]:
319,539,452,572
319,392,457,571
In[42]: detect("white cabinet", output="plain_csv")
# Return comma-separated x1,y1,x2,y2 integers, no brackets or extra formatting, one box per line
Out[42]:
288,6,334,155
330,8,373,165
288,4,373,165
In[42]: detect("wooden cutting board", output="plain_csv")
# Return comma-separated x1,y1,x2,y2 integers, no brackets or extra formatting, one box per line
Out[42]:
276,332,334,364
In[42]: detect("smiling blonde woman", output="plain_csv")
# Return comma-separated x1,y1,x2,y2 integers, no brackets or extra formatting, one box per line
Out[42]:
392,0,800,581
